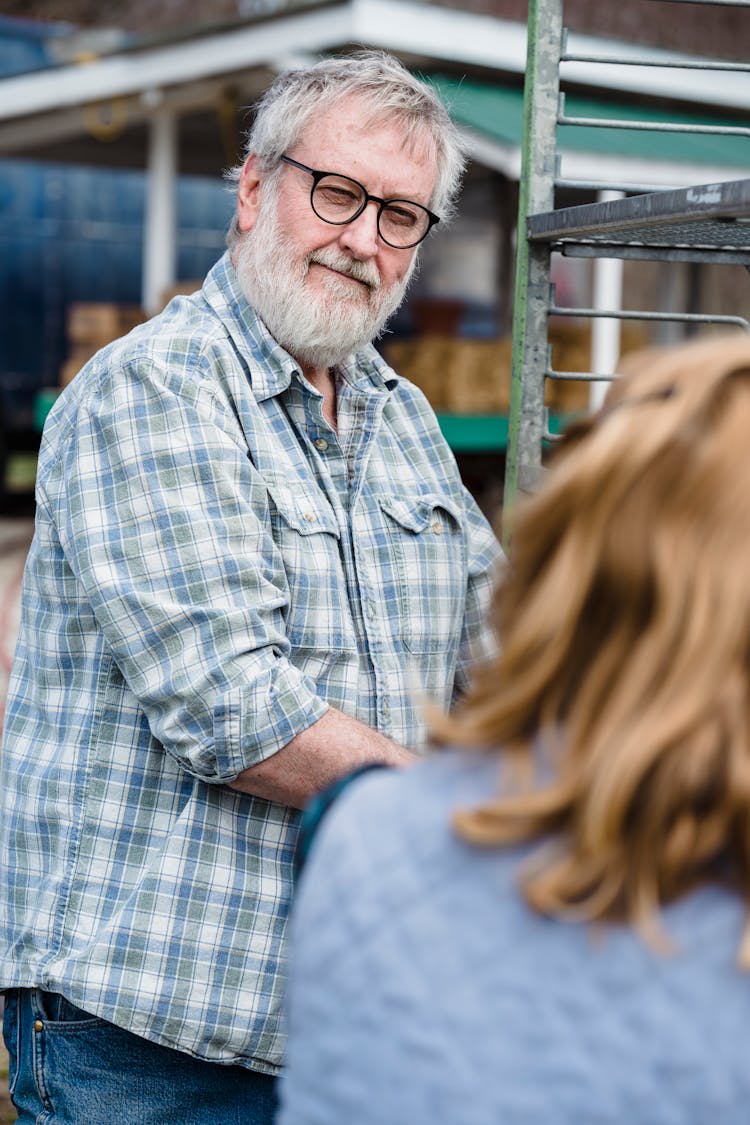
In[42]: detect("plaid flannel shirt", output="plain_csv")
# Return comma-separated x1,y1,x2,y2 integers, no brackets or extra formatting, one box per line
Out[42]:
0,253,501,1073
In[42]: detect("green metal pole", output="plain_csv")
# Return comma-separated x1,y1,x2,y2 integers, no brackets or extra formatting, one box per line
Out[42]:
503,0,563,546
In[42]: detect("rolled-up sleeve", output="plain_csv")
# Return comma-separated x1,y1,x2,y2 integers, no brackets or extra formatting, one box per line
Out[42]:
46,350,328,782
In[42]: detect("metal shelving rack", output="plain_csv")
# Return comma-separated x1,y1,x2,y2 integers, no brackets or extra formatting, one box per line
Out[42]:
503,0,750,511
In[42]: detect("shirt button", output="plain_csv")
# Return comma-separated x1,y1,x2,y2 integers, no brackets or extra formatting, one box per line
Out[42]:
314,438,329,452
303,512,315,523
431,518,443,534
34,1019,44,1031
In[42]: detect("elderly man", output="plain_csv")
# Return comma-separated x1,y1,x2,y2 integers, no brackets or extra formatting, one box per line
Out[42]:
0,51,500,1123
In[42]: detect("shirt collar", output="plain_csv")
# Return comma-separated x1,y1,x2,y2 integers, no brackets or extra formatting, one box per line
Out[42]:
201,252,402,402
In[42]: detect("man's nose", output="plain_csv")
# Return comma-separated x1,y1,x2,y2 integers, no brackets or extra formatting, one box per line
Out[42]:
338,201,380,259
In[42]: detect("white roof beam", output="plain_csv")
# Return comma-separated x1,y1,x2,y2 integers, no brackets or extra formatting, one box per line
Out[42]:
0,77,252,154
352,0,750,111
0,4,353,122
459,127,748,190
0,0,746,139
350,0,528,73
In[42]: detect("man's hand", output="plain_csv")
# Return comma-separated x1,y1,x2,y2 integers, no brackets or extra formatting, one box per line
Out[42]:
228,707,417,808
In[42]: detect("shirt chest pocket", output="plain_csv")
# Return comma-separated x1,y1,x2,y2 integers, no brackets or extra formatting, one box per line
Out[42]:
377,492,466,654
265,481,357,654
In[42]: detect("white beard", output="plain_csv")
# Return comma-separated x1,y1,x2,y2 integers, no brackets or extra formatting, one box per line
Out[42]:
233,194,416,371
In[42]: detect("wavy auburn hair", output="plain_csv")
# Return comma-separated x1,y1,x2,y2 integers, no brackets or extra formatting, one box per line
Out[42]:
444,333,750,963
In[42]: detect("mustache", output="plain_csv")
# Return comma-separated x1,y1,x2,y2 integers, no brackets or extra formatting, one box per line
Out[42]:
306,248,381,291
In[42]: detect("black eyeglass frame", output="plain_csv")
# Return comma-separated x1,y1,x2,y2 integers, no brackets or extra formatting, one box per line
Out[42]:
279,155,440,249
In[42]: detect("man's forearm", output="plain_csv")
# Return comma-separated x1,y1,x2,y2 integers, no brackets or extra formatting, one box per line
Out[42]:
228,706,418,808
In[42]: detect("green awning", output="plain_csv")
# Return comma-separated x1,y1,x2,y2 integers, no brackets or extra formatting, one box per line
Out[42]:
430,75,750,171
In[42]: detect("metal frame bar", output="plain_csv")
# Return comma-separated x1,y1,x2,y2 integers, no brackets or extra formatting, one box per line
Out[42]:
560,245,750,265
558,109,750,140
653,0,749,6
561,53,750,73
503,0,563,518
502,0,750,521
527,178,750,242
549,307,750,332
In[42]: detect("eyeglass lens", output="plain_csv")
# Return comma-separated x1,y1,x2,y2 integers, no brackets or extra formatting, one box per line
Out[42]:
311,174,431,248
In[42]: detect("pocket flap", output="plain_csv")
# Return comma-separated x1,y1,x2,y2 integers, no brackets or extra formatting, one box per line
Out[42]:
265,481,340,537
378,492,462,534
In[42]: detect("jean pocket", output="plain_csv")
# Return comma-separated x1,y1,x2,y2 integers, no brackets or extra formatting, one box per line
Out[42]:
33,989,104,1029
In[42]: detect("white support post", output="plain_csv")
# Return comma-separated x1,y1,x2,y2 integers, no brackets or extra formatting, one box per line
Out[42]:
589,190,624,411
142,104,177,315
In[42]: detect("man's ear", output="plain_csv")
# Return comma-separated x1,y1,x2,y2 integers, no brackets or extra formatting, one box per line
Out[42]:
237,154,263,233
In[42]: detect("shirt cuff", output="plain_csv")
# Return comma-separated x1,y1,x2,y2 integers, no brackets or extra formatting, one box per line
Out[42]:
210,658,330,782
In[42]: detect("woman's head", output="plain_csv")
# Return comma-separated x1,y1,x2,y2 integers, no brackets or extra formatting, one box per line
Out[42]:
446,333,750,960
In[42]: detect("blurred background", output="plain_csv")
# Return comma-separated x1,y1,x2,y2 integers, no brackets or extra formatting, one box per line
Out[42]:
0,0,747,523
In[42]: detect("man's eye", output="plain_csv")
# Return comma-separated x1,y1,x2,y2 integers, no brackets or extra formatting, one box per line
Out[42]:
384,204,419,228
317,185,360,209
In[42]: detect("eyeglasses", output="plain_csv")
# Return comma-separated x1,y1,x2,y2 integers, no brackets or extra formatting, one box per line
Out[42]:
279,155,440,249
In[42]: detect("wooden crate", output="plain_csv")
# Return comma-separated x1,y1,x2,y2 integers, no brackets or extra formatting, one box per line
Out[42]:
66,302,145,347
159,280,203,308
383,335,512,414
62,303,146,388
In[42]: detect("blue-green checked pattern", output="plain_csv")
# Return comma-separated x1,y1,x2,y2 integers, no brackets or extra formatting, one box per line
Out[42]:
0,254,501,1073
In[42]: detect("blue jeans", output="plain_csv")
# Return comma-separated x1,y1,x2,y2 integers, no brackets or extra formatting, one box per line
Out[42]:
2,989,278,1124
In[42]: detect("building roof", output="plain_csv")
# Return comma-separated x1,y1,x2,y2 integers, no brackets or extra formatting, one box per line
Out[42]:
0,0,747,180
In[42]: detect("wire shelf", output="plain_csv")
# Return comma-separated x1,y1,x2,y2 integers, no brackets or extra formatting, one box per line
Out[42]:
527,178,750,262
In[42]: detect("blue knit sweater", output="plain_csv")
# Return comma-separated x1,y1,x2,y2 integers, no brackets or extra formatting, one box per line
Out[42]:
278,750,750,1125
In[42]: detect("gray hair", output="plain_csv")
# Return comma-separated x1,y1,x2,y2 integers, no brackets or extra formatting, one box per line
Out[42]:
225,50,467,249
